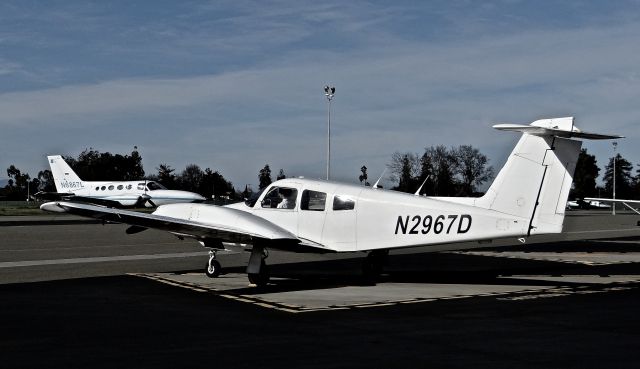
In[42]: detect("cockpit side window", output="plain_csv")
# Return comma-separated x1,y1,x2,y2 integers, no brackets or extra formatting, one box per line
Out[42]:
146,181,166,191
333,195,355,211
261,187,298,209
301,190,327,211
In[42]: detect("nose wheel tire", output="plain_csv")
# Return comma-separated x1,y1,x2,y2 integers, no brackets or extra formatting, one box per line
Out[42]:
205,259,221,278
205,251,222,278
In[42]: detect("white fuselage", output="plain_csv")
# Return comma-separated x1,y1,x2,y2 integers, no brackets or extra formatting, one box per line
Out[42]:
68,180,205,207
173,178,531,253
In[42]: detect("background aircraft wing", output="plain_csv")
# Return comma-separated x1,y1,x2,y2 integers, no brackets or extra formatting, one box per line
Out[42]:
584,197,640,204
40,201,303,246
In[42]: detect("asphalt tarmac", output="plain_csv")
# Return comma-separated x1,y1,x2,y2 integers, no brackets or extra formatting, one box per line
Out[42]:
1,211,640,368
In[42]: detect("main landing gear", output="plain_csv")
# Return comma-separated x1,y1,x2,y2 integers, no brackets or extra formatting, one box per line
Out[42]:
247,243,270,287
362,250,389,284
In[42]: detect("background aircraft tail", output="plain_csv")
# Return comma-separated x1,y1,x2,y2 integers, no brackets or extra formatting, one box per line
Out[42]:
47,155,85,193
475,117,621,236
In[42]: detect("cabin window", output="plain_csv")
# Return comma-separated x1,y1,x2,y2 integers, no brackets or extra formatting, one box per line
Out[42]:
101,186,106,191
333,195,355,211
108,185,114,190
301,190,326,211
126,184,132,190
137,183,145,190
95,186,99,191
117,185,123,190
261,187,297,209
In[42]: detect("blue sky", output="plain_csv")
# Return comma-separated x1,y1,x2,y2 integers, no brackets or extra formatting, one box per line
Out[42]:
1,0,639,190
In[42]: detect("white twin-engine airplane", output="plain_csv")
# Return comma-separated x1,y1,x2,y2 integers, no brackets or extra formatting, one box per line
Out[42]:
44,155,205,207
41,117,622,286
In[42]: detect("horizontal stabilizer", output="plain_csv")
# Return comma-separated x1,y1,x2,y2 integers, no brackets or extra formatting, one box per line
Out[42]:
493,117,623,140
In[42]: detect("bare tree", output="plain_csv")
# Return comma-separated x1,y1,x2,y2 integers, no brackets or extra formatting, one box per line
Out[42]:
388,152,420,182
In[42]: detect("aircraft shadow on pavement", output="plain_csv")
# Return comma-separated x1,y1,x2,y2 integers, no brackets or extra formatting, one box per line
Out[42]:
479,236,640,253
178,246,640,295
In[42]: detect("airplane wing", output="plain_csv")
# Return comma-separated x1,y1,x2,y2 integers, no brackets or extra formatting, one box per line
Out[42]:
39,201,330,252
34,191,75,200
584,197,640,215
35,192,129,208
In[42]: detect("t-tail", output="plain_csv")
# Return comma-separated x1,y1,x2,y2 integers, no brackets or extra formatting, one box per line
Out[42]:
474,117,622,236
47,155,86,193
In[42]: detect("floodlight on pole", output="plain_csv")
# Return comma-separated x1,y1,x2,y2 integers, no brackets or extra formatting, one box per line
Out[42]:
612,141,617,215
324,85,335,180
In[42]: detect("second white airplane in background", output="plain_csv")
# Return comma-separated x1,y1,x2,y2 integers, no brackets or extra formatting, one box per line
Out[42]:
43,155,205,207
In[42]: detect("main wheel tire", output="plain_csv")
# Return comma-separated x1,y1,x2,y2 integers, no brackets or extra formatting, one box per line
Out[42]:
205,259,222,278
248,262,270,287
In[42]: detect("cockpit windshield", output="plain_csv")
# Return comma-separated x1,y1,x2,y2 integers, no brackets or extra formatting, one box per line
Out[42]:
244,188,265,207
146,181,167,191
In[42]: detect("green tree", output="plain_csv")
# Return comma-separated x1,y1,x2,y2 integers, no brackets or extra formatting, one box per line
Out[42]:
65,148,145,181
571,149,600,199
424,145,458,196
37,169,55,192
259,164,272,190
199,168,235,199
603,153,634,199
178,164,204,193
156,163,176,188
454,145,494,196
276,169,286,181
5,165,30,199
418,151,436,195
359,165,370,186
635,164,640,199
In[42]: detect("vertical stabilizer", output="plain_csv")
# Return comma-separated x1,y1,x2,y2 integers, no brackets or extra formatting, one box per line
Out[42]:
476,117,619,235
47,155,85,193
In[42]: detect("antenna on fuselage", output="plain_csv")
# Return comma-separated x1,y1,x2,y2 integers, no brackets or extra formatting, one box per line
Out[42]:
372,169,386,189
414,175,431,196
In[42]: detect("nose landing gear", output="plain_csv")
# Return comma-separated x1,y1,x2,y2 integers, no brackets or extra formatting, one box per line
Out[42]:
205,250,222,278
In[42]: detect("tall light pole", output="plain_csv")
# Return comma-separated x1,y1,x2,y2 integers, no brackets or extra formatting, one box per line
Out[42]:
324,85,335,180
612,141,617,215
